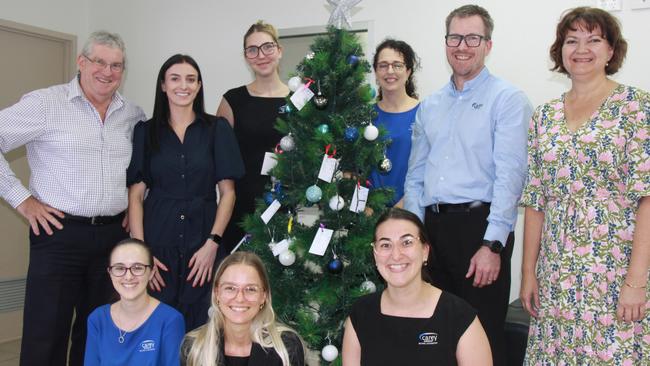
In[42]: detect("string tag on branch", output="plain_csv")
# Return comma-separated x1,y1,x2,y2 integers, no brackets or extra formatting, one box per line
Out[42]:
290,78,315,111
349,180,369,213
309,223,334,256
318,144,339,183
261,199,281,224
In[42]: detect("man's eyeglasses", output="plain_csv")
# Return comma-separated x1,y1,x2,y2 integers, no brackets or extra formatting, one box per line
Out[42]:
83,55,124,73
108,263,151,277
376,61,406,73
218,283,264,301
244,42,278,59
445,34,488,48
371,235,420,256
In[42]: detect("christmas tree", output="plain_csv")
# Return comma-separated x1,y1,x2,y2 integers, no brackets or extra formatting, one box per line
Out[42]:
240,5,392,364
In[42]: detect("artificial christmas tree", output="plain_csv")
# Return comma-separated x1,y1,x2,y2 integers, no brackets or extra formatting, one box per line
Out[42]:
239,4,393,365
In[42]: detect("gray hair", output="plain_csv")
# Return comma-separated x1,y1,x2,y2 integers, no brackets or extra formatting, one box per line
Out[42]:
81,30,126,65
445,4,494,39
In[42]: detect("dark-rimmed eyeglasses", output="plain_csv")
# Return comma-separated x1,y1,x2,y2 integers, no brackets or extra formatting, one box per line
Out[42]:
83,55,124,72
445,34,488,48
371,235,421,257
376,61,406,73
107,263,151,277
218,283,264,301
244,42,278,59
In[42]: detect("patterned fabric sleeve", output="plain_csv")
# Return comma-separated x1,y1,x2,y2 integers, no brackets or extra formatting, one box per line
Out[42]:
624,87,650,199
520,105,546,211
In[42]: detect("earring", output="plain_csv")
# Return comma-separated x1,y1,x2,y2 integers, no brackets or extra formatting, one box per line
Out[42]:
423,260,428,267
260,303,265,310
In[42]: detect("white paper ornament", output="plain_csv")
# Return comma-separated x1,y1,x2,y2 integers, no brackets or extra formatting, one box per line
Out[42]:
328,195,345,211
278,249,296,266
321,344,339,362
363,124,379,141
288,76,303,92
360,280,377,293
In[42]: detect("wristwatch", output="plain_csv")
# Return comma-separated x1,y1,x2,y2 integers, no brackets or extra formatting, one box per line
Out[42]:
482,239,504,254
207,233,222,245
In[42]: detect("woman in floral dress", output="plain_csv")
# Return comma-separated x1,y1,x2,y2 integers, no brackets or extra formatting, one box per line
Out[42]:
519,7,649,365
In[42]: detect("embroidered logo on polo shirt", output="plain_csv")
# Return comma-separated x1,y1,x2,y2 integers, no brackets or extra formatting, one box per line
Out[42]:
139,340,156,352
418,332,439,345
472,102,483,110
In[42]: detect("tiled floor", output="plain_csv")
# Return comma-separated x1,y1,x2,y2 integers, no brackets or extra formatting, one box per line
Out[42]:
0,340,19,366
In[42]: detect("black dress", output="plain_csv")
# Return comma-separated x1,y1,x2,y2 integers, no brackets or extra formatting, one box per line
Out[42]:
127,115,244,330
349,290,477,366
221,85,287,250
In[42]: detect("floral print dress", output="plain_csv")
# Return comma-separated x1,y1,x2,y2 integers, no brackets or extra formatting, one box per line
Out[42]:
520,84,650,365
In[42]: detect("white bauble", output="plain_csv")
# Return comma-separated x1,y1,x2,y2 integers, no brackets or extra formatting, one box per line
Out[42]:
328,195,345,211
360,280,377,293
288,76,303,92
363,124,379,141
278,249,296,266
321,345,339,362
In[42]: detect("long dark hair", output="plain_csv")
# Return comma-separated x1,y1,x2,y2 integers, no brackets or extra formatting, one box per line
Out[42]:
149,54,206,150
372,39,420,100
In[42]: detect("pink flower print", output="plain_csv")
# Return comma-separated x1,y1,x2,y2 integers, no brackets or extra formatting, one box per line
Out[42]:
560,276,576,290
600,118,619,128
550,306,560,318
636,111,646,123
580,134,595,143
558,134,571,142
587,207,597,221
577,151,589,163
625,101,640,113
598,281,608,294
598,313,614,326
575,327,583,339
595,332,606,344
613,135,626,147
596,188,610,200
542,151,557,162
635,127,648,140
597,349,613,362
606,271,616,283
582,310,595,322
597,151,613,164
557,167,570,178
611,246,625,261
571,180,584,193
591,263,607,274
584,273,594,285
543,172,551,181
553,101,563,110
561,309,575,320
610,92,626,101
616,229,634,241
607,201,619,214
594,224,608,238
622,359,634,366
638,160,650,172
530,177,541,186
643,334,650,344
576,290,583,301
552,112,563,122
633,182,646,191
617,328,634,341
575,245,591,256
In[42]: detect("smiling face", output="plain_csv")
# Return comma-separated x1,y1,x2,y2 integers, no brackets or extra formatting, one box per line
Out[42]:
445,15,492,90
215,264,267,328
244,31,282,78
373,218,429,289
161,62,201,109
108,243,152,302
77,43,124,107
375,47,411,96
561,23,613,80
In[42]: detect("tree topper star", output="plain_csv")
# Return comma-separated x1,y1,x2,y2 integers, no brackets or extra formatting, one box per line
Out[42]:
327,0,362,29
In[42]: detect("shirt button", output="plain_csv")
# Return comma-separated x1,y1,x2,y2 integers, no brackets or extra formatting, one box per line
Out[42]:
180,214,185,220
181,174,185,179
181,154,185,159
179,234,183,238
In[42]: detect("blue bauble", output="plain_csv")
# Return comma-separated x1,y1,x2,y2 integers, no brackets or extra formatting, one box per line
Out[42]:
316,124,330,134
305,185,323,203
327,258,343,274
344,127,359,142
263,192,275,205
347,55,359,65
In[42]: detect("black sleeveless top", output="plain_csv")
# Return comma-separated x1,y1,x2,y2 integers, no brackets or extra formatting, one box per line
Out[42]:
349,290,476,366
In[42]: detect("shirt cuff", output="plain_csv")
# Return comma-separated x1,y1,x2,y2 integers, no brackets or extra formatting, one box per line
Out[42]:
4,184,32,209
483,223,510,246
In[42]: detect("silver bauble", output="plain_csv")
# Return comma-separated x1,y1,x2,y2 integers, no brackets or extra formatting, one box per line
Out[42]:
279,134,295,151
378,157,392,173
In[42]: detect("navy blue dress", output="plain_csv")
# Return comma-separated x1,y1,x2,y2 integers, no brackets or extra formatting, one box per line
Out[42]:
127,115,244,330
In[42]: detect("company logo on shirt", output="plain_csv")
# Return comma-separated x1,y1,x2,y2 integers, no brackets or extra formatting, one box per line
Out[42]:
139,340,156,352
418,332,438,345
472,102,483,110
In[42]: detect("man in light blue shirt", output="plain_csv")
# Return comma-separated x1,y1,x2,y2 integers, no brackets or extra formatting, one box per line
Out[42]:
404,5,532,366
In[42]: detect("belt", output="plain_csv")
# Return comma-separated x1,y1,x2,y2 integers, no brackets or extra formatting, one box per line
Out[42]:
427,201,489,214
63,211,125,226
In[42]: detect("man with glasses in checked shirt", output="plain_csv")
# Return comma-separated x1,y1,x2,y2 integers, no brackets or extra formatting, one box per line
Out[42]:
404,5,532,365
0,31,145,365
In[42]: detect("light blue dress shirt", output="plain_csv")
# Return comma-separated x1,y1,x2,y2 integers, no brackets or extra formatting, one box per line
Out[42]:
404,67,532,244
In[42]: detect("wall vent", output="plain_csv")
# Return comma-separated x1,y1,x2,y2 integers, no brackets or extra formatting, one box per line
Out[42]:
0,278,26,313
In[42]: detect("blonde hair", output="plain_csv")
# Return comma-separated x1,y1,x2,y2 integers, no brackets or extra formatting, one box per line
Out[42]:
182,252,301,366
243,20,280,48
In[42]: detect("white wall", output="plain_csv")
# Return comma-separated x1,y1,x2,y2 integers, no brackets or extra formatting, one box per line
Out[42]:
3,0,649,302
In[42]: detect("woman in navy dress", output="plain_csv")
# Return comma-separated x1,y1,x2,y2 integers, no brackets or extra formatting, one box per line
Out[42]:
127,54,244,331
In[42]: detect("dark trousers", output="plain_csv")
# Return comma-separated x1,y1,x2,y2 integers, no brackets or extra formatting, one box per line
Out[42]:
424,203,513,366
20,220,127,366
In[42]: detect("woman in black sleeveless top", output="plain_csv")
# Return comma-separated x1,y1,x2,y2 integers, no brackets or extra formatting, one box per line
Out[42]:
342,208,492,365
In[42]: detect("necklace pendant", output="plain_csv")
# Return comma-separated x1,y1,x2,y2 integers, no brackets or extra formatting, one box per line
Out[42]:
118,335,125,344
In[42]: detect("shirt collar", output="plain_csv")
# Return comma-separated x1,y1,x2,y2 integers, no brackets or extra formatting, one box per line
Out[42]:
447,66,491,96
67,74,124,106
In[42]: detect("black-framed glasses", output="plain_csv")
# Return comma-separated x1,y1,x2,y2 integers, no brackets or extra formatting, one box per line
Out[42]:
244,42,278,59
371,235,421,257
376,61,406,73
107,263,151,277
83,54,124,72
218,283,264,301
445,34,488,48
